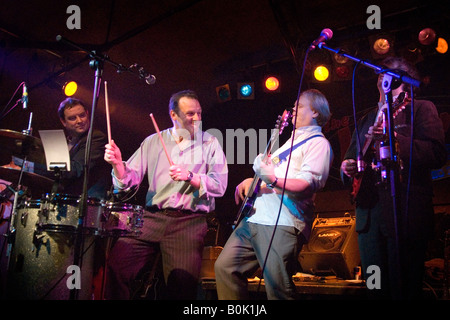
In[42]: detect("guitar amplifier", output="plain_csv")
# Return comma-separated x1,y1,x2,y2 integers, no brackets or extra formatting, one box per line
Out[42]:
200,246,223,279
298,214,360,279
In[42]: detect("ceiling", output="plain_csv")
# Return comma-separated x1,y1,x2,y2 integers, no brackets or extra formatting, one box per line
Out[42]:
1,0,449,217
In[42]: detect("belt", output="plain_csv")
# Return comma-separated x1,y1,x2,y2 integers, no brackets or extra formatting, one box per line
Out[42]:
146,206,207,218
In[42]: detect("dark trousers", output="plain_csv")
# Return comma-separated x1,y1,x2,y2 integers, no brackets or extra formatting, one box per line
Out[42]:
214,221,305,300
104,211,207,300
357,187,433,299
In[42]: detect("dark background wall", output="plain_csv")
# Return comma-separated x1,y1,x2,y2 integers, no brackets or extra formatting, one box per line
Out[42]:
1,0,448,243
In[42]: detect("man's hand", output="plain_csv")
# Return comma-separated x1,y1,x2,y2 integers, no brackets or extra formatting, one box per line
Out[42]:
252,153,276,185
104,140,122,166
169,165,190,181
234,178,253,205
366,123,385,141
104,139,125,179
341,159,358,178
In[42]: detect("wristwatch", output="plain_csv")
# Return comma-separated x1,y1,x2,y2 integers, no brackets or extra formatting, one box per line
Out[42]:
186,171,194,182
266,177,278,189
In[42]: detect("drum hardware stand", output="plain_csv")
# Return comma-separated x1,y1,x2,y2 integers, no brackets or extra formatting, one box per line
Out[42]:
4,108,34,269
130,251,162,300
48,163,66,195
3,106,35,276
3,157,29,274
22,111,33,136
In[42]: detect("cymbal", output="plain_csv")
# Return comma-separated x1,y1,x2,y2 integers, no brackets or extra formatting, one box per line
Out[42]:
0,167,54,194
0,129,45,163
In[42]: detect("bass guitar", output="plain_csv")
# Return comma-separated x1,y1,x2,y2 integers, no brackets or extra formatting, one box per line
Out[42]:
350,93,410,203
233,109,292,228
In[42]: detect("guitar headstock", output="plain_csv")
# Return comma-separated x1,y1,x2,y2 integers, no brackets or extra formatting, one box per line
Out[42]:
275,109,292,135
392,92,411,118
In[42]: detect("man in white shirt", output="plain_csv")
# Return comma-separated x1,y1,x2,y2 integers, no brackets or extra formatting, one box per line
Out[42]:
104,90,228,299
215,89,333,299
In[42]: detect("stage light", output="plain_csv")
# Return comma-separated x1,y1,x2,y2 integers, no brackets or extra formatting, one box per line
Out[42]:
328,45,355,81
373,38,390,55
313,65,329,82
264,76,280,92
418,28,436,46
436,37,448,54
335,65,350,79
417,28,447,54
369,34,394,59
333,52,349,64
63,81,78,96
237,82,255,100
215,84,231,103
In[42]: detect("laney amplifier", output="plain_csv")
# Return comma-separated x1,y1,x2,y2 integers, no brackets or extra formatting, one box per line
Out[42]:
298,214,360,279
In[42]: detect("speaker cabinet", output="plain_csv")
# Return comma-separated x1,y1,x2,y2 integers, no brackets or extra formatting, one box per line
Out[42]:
200,246,223,279
299,215,360,279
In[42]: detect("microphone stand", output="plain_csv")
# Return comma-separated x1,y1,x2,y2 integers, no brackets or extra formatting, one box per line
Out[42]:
56,35,153,300
318,42,420,298
70,57,103,301
317,43,421,88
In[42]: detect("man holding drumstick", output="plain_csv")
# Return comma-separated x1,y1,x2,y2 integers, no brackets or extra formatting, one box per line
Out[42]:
104,90,228,300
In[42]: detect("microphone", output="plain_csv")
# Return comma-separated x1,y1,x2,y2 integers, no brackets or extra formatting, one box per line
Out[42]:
22,83,28,109
130,63,156,85
144,73,156,85
309,28,333,50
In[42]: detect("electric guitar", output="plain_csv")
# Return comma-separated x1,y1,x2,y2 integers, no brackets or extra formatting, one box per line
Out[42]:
233,109,292,228
350,93,410,203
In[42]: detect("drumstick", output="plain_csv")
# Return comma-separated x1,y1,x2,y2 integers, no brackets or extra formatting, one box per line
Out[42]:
104,81,112,144
149,113,174,166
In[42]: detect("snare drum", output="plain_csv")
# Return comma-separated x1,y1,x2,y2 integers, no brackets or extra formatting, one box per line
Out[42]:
102,201,144,237
38,193,104,235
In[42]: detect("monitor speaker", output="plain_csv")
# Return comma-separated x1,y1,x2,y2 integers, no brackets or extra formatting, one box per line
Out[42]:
298,214,360,279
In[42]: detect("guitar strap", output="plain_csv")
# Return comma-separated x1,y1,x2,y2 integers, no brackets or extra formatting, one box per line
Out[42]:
272,134,323,166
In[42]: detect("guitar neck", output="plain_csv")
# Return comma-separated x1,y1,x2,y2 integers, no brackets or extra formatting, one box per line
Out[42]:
360,136,373,158
233,110,291,228
360,95,408,158
360,104,385,158
262,129,279,159
247,173,262,194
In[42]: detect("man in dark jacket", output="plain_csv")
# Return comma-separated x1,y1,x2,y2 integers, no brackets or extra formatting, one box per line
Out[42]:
57,97,110,199
340,57,446,299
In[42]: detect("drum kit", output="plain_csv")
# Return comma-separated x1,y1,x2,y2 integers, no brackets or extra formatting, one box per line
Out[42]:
0,129,144,300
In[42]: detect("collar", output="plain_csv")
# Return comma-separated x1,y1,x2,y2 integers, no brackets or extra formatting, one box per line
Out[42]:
170,127,186,144
170,127,203,150
291,125,323,140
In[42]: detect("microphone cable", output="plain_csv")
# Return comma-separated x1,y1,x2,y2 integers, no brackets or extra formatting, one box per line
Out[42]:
405,85,415,240
0,82,26,121
351,61,363,175
257,46,311,293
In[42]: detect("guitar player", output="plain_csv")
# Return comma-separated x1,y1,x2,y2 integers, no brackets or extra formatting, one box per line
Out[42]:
340,56,446,299
215,89,333,300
